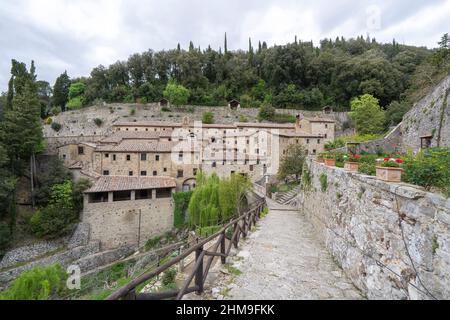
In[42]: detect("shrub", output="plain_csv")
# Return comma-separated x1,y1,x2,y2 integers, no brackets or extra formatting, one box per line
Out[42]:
51,122,62,132
0,264,66,300
239,115,248,123
67,96,83,110
72,178,92,213
358,162,376,176
325,138,346,151
320,174,328,192
173,191,193,229
272,113,296,123
202,112,214,124
44,117,53,125
144,236,161,251
258,104,276,121
93,118,103,127
403,148,450,196
130,108,136,116
161,268,177,287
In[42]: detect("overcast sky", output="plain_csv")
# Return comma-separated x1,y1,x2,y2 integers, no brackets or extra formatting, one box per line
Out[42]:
1,0,449,91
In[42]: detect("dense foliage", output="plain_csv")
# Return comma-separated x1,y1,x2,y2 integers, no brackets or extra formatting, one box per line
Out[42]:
0,264,66,300
46,35,445,113
188,173,251,229
350,94,385,134
403,148,450,196
173,191,193,228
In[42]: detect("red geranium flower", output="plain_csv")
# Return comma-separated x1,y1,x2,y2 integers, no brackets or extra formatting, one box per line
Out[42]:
395,158,404,164
384,157,390,161
355,154,361,159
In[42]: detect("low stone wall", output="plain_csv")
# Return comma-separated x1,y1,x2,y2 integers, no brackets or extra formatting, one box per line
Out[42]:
297,159,450,300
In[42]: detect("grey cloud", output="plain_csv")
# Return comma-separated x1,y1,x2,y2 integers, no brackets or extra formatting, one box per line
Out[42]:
0,0,448,91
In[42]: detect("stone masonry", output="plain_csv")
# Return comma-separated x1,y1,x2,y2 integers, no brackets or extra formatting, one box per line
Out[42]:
297,158,450,300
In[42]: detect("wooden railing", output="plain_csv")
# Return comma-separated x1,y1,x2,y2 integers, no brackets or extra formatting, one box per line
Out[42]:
106,199,266,300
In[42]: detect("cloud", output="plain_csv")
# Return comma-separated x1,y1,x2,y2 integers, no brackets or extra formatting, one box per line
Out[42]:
0,0,448,91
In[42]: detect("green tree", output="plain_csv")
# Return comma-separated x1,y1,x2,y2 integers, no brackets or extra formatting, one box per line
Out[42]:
350,94,386,134
258,104,276,121
385,100,410,126
163,81,190,107
202,112,214,124
0,264,66,300
278,144,307,181
52,71,70,112
67,82,86,109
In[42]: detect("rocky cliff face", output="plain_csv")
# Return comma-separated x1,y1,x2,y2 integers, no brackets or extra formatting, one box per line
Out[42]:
401,74,450,152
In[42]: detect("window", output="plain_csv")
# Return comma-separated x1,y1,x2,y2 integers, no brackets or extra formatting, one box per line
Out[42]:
178,152,183,161
78,146,84,155
306,139,310,144
136,189,152,200
129,171,133,176
155,155,160,161
211,137,216,143
126,155,131,161
177,170,184,178
135,128,138,131
325,124,328,129
324,134,327,139
249,165,254,172
212,162,216,168
62,154,66,160
156,188,172,199
317,139,321,144
193,168,198,176
88,192,109,203
113,191,131,202
113,154,116,161
256,149,259,154
163,168,167,172
153,171,157,176
141,171,147,176
313,149,317,155
141,153,147,161
296,139,299,144
105,153,109,158
126,128,129,131
103,170,110,176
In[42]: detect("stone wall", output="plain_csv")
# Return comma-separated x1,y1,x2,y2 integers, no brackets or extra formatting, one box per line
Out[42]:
82,196,174,250
401,74,450,152
297,159,450,300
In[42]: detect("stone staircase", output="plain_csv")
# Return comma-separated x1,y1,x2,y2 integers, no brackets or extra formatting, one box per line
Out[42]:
275,184,301,206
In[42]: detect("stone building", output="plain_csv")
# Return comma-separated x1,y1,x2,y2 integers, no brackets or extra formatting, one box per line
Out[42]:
83,176,176,249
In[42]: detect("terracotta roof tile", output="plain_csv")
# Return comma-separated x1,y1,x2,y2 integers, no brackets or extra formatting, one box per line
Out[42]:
85,176,176,193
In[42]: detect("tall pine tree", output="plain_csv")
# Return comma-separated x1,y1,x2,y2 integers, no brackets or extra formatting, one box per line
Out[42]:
52,71,71,112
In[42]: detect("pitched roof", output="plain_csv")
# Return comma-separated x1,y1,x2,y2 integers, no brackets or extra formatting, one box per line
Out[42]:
235,122,295,129
113,121,182,128
85,176,176,193
96,140,175,152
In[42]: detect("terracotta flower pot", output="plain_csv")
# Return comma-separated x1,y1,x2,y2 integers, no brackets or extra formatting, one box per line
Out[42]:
324,158,336,167
344,162,359,172
376,166,403,182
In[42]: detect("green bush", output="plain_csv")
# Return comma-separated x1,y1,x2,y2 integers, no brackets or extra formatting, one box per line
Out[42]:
130,108,136,116
93,118,103,127
358,162,376,176
272,113,296,123
30,180,77,239
144,235,161,251
202,112,214,124
258,104,276,121
320,174,328,192
0,264,66,300
173,191,193,228
325,138,346,151
239,115,248,123
161,268,177,287
403,148,450,196
51,122,62,132
67,96,83,110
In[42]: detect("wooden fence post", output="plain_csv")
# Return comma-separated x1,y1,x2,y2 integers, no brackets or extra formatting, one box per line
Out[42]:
220,231,226,264
195,246,204,294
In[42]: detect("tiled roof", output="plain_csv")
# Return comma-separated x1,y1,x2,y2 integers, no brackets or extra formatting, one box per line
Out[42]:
235,122,295,129
101,131,162,143
305,117,335,123
113,121,182,127
274,131,324,138
96,140,175,152
85,176,176,193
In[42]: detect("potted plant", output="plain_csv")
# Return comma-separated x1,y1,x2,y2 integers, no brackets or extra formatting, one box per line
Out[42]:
376,157,404,182
344,154,361,172
323,153,336,167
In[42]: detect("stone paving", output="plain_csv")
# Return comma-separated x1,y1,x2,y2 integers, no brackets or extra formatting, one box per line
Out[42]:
202,199,363,300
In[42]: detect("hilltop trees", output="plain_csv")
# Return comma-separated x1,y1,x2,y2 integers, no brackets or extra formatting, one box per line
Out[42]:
163,81,190,107
54,36,433,113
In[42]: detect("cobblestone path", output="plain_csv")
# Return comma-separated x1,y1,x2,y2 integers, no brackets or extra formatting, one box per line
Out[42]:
204,199,363,300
